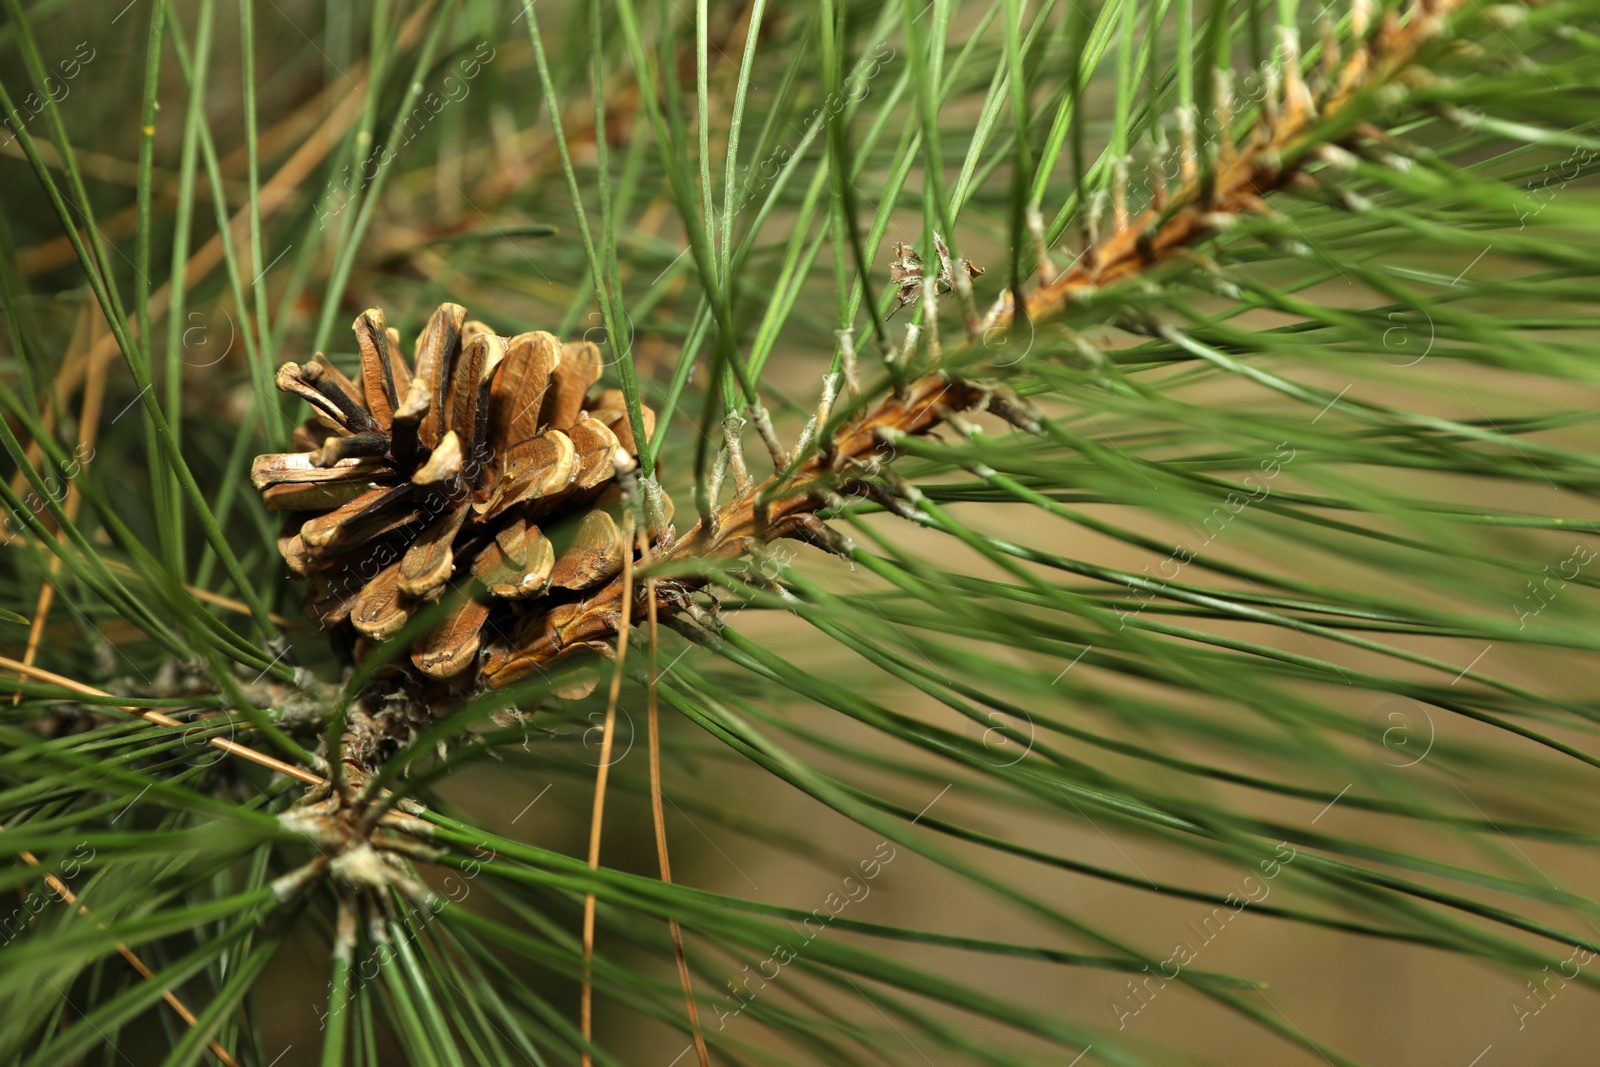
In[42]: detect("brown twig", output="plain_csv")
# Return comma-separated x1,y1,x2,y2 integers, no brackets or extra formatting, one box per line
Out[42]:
486,372,983,684
16,303,107,704
644,525,712,1067
1017,0,1460,324
0,544,301,630
0,655,323,787
580,511,637,1067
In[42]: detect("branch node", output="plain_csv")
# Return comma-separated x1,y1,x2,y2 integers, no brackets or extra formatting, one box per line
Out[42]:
921,275,943,362
749,403,788,471
835,327,860,397
1025,204,1056,286
722,413,752,495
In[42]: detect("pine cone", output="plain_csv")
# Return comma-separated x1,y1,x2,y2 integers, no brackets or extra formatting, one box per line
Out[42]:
251,304,665,693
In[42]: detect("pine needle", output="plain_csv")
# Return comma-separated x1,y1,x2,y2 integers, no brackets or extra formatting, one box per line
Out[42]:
1,835,243,1067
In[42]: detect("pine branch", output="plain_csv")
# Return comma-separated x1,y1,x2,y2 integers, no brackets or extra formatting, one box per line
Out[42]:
483,0,1476,687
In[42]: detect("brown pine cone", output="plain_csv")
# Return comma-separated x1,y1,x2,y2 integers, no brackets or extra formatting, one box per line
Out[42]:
251,303,666,693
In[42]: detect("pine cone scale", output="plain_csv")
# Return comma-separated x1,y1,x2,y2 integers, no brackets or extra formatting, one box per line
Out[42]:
412,303,467,449
352,308,404,422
